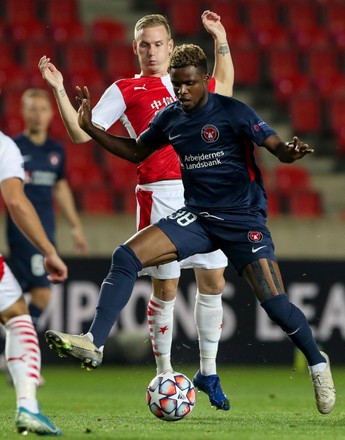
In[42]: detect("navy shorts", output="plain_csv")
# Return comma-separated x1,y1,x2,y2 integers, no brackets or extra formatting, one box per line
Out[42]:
156,208,277,274
8,244,50,292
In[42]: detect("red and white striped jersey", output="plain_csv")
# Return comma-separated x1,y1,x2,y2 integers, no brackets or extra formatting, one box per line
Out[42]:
92,74,216,184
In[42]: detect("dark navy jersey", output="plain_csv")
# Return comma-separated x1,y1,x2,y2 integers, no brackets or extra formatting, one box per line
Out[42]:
7,134,65,245
140,93,276,220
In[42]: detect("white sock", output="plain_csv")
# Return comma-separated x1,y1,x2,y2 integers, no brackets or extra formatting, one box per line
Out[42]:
194,291,223,376
147,295,175,374
5,315,40,413
308,362,327,374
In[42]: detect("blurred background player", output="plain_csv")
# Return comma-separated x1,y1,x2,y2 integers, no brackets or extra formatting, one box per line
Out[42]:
39,10,233,410
0,88,89,383
0,129,67,435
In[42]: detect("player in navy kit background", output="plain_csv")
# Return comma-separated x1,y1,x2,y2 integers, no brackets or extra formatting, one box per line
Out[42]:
46,43,335,416
1,89,89,383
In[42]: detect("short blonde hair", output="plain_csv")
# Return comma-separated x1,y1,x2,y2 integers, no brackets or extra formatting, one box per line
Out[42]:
134,14,171,40
21,88,52,108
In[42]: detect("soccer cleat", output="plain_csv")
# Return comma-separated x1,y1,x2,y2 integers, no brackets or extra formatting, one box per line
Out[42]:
16,407,62,436
310,351,336,414
45,330,103,371
193,370,230,411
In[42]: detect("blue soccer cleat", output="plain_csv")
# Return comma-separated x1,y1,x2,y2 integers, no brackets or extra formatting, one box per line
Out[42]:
16,407,62,436
193,370,230,411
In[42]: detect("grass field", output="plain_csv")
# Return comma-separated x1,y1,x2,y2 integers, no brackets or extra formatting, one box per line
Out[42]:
0,363,344,439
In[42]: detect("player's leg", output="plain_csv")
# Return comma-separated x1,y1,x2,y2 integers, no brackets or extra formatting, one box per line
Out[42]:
148,277,179,374
46,223,181,369
0,262,61,435
138,182,185,375
243,258,336,414
188,252,229,411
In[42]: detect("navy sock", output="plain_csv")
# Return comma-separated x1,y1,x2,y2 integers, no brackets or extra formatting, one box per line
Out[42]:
261,294,325,366
89,244,142,348
28,303,43,329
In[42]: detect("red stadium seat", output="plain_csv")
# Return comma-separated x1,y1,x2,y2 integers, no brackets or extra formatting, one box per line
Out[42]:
288,191,323,218
5,0,38,24
0,43,20,69
274,165,311,195
80,188,115,214
92,18,128,44
103,44,138,79
9,20,47,43
273,72,311,107
0,65,28,89
22,42,57,69
61,43,98,74
289,92,322,134
230,45,261,86
267,47,301,82
45,0,78,25
1,90,23,117
328,94,345,133
169,0,201,36
48,21,87,44
1,115,24,136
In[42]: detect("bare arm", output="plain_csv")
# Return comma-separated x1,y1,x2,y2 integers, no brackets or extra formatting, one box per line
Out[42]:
54,179,89,255
1,177,68,282
202,10,234,97
77,86,154,163
38,56,91,144
264,135,314,163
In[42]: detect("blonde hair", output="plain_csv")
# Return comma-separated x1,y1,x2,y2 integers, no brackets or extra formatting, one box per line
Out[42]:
21,88,52,108
169,44,208,73
134,14,171,40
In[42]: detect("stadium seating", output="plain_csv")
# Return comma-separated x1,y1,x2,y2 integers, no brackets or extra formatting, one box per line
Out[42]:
289,92,322,134
92,18,128,44
273,165,311,195
80,188,115,214
288,191,323,218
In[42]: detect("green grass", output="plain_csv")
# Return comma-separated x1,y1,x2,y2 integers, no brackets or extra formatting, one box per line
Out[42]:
1,364,344,439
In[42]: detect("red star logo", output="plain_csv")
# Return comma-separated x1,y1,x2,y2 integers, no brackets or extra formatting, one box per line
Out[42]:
159,326,168,334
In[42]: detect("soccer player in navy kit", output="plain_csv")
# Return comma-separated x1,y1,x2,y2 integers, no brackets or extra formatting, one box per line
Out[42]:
46,44,336,415
2,88,88,384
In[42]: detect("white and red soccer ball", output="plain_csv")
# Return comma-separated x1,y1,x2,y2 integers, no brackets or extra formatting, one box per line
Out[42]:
146,371,196,421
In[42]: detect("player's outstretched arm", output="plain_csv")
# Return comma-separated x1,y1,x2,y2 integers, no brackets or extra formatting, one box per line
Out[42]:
1,177,68,283
264,135,314,163
77,86,153,163
38,55,91,144
202,10,234,97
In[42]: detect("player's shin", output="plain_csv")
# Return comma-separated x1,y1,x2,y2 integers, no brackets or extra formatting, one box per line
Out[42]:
194,291,223,376
260,293,324,365
147,294,175,374
89,245,142,348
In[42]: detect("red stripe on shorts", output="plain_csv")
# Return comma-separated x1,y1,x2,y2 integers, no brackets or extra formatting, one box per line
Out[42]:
137,188,153,231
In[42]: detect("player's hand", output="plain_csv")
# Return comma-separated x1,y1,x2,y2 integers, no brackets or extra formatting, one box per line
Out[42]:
44,253,68,283
285,136,314,160
38,56,64,89
71,226,89,256
201,10,226,40
76,86,93,132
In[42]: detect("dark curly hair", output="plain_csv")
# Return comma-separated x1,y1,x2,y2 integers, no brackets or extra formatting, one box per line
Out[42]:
169,44,208,73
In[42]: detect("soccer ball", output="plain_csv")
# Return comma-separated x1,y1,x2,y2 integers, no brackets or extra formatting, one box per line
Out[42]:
146,371,196,421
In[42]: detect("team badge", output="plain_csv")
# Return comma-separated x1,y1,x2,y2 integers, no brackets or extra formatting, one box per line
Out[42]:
247,231,263,243
201,125,219,143
49,153,60,166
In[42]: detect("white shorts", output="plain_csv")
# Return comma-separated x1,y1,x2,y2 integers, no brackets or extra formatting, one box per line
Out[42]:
0,256,22,312
136,180,227,279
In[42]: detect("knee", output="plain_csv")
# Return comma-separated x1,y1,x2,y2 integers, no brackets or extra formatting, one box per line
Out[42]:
195,268,225,294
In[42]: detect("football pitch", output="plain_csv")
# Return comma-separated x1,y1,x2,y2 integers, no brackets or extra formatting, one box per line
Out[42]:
1,363,344,439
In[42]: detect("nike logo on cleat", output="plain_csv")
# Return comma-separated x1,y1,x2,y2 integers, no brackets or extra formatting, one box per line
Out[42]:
251,245,267,253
